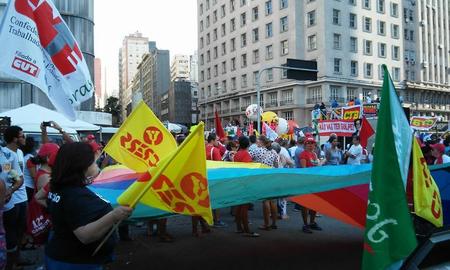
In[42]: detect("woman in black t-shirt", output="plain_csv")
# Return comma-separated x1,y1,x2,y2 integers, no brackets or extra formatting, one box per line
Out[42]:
45,143,132,270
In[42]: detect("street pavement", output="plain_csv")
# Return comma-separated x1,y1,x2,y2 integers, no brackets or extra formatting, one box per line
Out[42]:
106,203,364,270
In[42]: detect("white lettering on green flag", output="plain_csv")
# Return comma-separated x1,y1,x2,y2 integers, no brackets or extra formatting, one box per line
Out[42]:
362,65,417,270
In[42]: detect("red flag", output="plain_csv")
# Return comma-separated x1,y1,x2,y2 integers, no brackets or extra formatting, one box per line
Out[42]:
248,123,254,136
359,116,375,148
214,110,226,139
236,127,242,137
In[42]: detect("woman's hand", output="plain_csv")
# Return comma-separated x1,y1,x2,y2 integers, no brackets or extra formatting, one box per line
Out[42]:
111,206,133,223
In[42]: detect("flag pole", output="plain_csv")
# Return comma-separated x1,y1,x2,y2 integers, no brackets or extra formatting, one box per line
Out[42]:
92,122,205,256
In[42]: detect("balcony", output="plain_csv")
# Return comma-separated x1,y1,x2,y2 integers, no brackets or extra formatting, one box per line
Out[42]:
265,101,278,108
279,100,293,106
231,107,240,113
329,97,346,104
306,97,323,104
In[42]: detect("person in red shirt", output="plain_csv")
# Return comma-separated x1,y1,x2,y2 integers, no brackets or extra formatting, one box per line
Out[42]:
232,136,259,237
299,137,322,234
205,133,222,161
204,133,227,228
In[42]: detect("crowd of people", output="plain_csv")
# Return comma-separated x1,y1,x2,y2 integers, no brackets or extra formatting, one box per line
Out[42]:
0,121,449,270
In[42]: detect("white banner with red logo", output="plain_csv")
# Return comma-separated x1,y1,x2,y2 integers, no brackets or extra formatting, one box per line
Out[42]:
318,120,356,137
0,0,93,120
410,116,438,131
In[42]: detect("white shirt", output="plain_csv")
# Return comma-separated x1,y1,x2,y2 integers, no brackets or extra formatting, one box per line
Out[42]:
289,146,297,158
347,144,363,165
9,148,28,204
0,147,23,211
23,153,35,189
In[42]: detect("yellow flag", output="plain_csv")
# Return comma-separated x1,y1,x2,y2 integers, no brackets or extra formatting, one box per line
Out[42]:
412,138,443,227
104,101,177,172
117,122,213,225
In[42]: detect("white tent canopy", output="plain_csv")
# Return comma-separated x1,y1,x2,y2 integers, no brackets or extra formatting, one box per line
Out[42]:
0,104,100,132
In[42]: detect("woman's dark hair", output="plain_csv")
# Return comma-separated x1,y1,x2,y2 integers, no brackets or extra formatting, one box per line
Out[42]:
258,135,272,149
21,137,36,155
238,136,250,150
207,133,217,143
4,126,22,143
249,135,257,144
30,155,47,165
225,141,235,151
50,142,95,191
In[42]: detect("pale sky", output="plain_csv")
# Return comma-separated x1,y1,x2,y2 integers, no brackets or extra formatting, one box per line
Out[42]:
94,0,198,96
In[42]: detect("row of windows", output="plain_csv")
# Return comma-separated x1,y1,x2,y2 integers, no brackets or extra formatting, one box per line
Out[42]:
201,69,289,95
307,0,399,16
332,59,400,81
307,34,400,59
199,39,289,68
200,0,288,17
200,17,288,49
201,89,294,108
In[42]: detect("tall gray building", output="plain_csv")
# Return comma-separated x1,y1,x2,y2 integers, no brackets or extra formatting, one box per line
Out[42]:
0,0,95,112
168,80,193,125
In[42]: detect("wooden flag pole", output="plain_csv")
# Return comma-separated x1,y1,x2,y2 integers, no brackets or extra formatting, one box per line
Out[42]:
92,123,204,256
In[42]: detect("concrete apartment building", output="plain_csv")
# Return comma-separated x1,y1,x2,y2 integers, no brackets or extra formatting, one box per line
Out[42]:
118,32,149,119
171,55,191,81
197,0,450,128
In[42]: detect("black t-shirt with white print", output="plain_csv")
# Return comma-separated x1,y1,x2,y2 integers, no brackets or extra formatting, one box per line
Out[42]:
46,185,116,264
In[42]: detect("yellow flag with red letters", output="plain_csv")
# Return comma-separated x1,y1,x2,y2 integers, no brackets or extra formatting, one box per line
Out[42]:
412,138,443,228
117,122,213,225
103,101,177,172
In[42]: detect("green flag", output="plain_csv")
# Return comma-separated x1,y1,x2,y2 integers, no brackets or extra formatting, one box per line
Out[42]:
362,65,417,270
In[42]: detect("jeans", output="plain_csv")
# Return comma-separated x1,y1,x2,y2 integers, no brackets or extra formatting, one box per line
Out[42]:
45,256,103,270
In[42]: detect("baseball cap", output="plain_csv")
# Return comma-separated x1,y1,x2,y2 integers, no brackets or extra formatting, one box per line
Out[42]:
89,141,103,152
430,143,445,154
38,143,60,167
304,137,316,144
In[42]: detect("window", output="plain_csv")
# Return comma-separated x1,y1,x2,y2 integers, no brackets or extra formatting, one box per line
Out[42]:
241,53,247,67
268,92,277,105
200,54,204,65
231,57,236,70
265,0,272,15
347,87,357,100
378,20,386,35
350,37,358,52
240,0,246,6
206,16,210,27
391,2,399,17
206,33,210,45
378,64,385,79
308,86,322,102
213,46,218,59
363,17,372,32
206,0,210,10
221,80,227,92
241,74,248,88
391,24,399,39
334,58,342,74
332,9,340,25
364,40,372,55
364,63,373,78
253,71,259,85
349,13,357,28
240,12,247,26
308,34,317,50
281,68,287,79
200,37,204,49
213,28,218,40
214,65,218,76
281,40,289,55
350,61,358,76
280,0,288,9
349,0,356,5
280,16,288,32
377,0,385,13
266,45,273,59
392,45,400,60
333,33,341,49
230,18,236,32
378,43,386,58
200,20,204,32
207,68,211,79
230,38,236,51
206,50,211,62
363,0,370,9
330,86,341,101
200,3,203,15
221,61,227,74
282,89,293,103
241,33,247,47
266,68,273,82
213,10,218,23
231,77,236,90
252,7,259,21
392,67,400,81
200,70,205,81
252,28,259,42
230,0,235,11
266,22,273,37
221,42,226,55
307,10,316,26
221,4,226,17
252,49,260,64
221,23,226,36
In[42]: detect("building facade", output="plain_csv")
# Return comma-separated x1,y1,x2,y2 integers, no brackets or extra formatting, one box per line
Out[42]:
128,42,170,118
0,0,95,112
190,51,200,82
168,80,193,125
118,32,149,120
197,0,450,128
94,58,103,108
171,54,191,81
